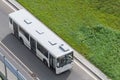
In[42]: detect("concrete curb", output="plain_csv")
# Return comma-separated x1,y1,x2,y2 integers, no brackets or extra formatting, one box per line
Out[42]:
5,0,110,80
5,0,23,10
74,50,110,80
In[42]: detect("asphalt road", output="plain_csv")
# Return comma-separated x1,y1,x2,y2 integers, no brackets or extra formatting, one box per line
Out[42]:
0,1,98,80
0,42,33,80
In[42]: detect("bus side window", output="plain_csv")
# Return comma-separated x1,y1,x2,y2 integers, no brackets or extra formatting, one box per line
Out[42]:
9,18,12,24
37,42,48,58
19,27,29,41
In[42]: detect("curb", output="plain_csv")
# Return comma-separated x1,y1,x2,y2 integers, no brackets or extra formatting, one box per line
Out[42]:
6,0,19,10
5,0,23,10
74,50,110,80
5,0,110,80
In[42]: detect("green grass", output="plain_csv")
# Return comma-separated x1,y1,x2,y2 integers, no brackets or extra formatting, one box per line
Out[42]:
17,0,120,80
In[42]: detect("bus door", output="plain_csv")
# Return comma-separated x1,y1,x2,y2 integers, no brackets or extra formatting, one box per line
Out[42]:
30,37,36,54
13,21,19,38
49,54,55,71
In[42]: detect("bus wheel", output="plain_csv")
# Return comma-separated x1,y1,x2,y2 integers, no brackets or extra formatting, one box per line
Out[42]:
43,59,48,67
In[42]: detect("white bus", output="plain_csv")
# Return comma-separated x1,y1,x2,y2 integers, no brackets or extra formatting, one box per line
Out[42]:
9,9,73,74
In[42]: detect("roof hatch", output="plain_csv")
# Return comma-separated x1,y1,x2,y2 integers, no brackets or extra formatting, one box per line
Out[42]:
48,41,57,46
36,30,44,35
24,19,32,24
59,44,69,52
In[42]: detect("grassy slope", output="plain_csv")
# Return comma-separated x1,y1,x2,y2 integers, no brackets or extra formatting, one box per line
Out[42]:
17,0,120,80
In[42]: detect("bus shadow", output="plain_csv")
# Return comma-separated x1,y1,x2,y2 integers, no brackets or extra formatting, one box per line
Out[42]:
1,34,72,80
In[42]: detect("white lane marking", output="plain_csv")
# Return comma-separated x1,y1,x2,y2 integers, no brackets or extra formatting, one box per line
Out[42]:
74,60,99,80
2,0,16,11
0,41,34,77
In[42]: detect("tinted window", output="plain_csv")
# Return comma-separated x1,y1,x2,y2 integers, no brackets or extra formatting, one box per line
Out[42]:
9,18,12,24
37,42,48,58
13,21,17,28
19,27,29,40
57,51,73,68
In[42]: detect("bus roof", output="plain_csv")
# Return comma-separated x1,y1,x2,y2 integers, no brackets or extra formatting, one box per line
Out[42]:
9,9,73,58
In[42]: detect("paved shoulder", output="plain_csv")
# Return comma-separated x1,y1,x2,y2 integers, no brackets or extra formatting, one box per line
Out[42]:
0,41,37,80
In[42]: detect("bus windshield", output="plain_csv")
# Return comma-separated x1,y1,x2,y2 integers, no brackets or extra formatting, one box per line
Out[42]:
57,52,73,68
